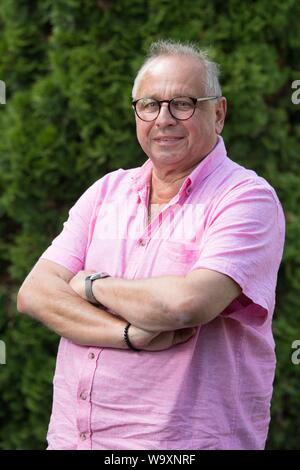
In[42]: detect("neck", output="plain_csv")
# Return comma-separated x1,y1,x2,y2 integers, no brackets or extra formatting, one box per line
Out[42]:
149,137,219,203
150,163,198,204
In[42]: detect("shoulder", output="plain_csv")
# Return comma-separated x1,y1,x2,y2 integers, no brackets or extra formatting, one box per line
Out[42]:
205,160,285,235
95,166,143,190
213,157,282,208
79,167,138,203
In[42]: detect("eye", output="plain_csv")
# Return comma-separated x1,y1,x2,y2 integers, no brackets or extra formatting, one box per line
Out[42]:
139,99,159,112
172,99,193,110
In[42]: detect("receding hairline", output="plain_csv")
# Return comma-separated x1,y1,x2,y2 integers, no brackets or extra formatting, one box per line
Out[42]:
132,39,222,99
133,55,207,98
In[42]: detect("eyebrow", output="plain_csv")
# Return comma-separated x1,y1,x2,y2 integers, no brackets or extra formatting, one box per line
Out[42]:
139,93,197,99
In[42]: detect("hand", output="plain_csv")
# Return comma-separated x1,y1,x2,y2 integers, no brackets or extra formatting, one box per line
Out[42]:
69,270,95,300
128,325,197,351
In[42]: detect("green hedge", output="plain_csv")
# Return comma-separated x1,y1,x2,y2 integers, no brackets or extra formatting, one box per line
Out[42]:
0,0,299,449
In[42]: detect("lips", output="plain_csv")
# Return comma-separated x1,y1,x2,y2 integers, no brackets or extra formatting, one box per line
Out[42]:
154,136,184,143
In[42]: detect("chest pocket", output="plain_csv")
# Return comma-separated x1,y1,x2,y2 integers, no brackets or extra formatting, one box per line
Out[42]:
155,241,200,276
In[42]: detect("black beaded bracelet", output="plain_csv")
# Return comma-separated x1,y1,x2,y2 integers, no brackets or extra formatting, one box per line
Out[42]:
124,323,140,352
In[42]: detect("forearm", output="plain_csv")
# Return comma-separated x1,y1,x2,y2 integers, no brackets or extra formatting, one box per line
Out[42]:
17,274,128,348
93,275,188,332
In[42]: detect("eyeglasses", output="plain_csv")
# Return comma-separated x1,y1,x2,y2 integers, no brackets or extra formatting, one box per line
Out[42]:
132,96,220,122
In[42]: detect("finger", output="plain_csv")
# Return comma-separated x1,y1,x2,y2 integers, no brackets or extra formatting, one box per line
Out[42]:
143,331,173,351
173,327,197,345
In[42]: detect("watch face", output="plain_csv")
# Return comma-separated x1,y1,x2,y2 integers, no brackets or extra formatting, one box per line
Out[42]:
90,272,109,281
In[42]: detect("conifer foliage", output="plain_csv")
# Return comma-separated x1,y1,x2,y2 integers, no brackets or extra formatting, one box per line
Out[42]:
0,0,299,449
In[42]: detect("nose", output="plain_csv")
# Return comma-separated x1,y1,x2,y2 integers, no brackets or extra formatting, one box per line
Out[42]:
155,102,177,126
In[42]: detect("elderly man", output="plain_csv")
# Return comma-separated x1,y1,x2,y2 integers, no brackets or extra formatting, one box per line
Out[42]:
18,40,285,450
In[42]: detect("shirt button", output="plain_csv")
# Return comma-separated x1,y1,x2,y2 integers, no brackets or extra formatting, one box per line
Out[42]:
80,391,88,400
139,239,146,246
186,187,192,195
80,432,87,441
88,352,95,360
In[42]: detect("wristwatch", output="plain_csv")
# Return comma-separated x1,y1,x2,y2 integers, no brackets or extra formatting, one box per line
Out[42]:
85,272,110,306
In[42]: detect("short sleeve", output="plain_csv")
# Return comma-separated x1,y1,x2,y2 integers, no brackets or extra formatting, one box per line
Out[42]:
40,180,101,273
191,182,285,315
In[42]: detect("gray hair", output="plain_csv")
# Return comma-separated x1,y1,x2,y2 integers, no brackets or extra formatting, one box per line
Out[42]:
132,39,222,99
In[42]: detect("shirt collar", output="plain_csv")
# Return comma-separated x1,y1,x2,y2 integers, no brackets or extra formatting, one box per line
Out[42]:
131,136,227,196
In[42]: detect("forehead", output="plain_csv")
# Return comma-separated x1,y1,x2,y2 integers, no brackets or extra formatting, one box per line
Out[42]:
136,56,206,98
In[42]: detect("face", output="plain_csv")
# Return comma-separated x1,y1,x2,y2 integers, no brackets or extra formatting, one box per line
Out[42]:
134,56,226,173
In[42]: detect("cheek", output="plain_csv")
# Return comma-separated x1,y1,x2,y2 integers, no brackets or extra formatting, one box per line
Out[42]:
186,123,204,143
136,123,151,147
136,129,146,152
191,117,213,138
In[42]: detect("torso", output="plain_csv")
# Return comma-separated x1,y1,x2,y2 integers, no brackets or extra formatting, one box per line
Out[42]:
147,203,167,224
147,171,186,224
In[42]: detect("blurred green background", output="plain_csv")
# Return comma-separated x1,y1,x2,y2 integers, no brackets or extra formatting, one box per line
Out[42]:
0,0,299,450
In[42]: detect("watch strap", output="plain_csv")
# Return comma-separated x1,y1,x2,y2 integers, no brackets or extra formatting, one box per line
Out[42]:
85,276,99,305
85,272,110,306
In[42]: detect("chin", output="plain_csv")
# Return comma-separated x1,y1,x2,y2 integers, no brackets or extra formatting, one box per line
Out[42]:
153,152,183,164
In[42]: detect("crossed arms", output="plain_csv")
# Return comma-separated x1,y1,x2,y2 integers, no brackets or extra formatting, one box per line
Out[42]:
17,258,241,351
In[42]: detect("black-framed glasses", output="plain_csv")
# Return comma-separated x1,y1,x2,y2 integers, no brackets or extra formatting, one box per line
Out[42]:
132,96,220,122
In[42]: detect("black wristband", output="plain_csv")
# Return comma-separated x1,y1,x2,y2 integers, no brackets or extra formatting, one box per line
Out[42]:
124,323,140,352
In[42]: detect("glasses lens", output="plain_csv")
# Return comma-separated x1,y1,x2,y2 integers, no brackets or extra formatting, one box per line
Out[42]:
135,98,159,121
170,97,195,119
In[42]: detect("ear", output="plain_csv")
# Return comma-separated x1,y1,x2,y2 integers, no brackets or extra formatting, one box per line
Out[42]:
215,97,227,134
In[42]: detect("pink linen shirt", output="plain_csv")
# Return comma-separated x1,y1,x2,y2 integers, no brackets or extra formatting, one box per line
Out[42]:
41,137,285,450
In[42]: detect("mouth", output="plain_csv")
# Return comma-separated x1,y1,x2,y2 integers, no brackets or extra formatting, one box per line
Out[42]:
153,137,184,145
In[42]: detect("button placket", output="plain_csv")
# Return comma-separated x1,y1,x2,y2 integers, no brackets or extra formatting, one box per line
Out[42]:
80,391,88,401
76,349,99,449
